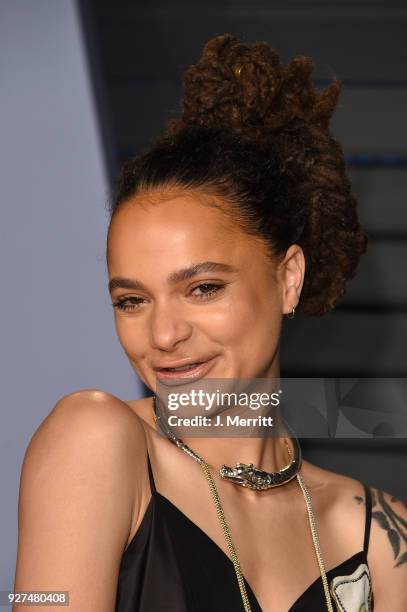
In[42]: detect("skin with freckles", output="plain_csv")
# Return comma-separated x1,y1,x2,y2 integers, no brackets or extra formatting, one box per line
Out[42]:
106,187,340,612
104,186,406,611
107,186,305,470
13,185,404,612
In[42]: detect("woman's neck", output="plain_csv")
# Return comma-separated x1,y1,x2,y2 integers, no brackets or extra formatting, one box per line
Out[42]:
153,359,289,473
178,427,291,474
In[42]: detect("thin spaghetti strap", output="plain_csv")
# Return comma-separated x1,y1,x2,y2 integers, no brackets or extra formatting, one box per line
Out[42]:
363,483,372,554
147,451,156,494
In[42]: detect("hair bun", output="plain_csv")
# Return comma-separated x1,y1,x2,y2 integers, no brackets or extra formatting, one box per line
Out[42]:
169,34,341,141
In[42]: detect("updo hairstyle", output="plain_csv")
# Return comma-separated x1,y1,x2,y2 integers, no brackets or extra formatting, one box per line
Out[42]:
108,34,368,316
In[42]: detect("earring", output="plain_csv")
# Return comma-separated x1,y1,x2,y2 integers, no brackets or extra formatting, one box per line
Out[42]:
286,306,296,319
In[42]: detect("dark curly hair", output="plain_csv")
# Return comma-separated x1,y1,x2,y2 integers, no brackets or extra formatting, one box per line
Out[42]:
107,34,368,316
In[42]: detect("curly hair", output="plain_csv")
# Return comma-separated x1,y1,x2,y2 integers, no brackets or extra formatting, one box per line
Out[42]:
108,34,368,316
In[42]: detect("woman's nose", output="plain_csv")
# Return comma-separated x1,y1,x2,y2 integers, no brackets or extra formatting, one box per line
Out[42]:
149,302,193,351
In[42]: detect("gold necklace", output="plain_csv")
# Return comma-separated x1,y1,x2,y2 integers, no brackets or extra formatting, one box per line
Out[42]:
152,395,334,612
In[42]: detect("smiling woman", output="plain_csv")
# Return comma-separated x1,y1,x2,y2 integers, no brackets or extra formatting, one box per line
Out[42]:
14,33,407,612
107,187,292,387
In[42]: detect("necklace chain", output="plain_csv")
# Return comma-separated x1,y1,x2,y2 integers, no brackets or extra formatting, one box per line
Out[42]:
152,395,334,612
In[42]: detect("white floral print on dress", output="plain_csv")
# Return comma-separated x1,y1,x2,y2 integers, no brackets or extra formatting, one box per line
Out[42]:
330,563,373,612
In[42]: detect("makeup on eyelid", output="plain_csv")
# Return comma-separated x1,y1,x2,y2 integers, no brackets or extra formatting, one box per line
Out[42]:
112,282,227,312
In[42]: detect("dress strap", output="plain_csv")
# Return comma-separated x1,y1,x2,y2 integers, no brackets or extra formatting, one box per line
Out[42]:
147,451,157,494
363,483,372,554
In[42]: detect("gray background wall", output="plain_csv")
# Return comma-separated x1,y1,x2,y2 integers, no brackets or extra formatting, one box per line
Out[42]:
0,0,143,593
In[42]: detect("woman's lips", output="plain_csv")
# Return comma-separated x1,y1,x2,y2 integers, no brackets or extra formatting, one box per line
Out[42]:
155,356,218,383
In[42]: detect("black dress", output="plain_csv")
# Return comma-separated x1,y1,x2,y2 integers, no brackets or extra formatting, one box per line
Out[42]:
115,452,374,611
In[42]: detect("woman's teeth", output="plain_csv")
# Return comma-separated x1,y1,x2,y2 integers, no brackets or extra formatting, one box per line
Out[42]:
165,362,203,371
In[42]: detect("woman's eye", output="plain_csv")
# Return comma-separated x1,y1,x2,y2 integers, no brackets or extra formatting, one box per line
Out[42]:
112,283,225,312
191,283,225,300
112,297,145,312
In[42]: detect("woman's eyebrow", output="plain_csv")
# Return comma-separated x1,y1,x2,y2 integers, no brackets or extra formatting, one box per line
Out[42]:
108,261,238,294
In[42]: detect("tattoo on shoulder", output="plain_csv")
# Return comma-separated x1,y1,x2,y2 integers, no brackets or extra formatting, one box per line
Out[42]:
354,487,407,568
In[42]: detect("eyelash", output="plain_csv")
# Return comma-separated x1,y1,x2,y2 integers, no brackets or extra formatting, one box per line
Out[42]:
112,283,226,312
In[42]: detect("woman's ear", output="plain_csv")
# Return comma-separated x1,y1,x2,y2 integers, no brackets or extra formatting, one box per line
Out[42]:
276,244,306,315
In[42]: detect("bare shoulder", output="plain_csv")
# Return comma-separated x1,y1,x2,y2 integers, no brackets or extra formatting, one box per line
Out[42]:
22,388,148,496
367,485,407,610
300,462,369,550
300,459,368,513
302,461,407,609
14,389,147,612
32,388,146,442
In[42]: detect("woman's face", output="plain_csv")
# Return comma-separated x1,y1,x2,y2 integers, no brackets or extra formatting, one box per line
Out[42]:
107,187,304,391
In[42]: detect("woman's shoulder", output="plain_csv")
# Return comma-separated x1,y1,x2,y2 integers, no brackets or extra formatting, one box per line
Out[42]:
363,481,407,608
15,390,150,608
22,389,151,529
302,460,407,608
303,459,406,521
25,388,150,498
302,459,405,532
299,461,370,547
22,388,150,517
30,388,147,449
300,458,367,503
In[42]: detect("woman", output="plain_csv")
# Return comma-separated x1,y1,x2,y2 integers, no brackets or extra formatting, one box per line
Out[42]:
14,35,406,611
